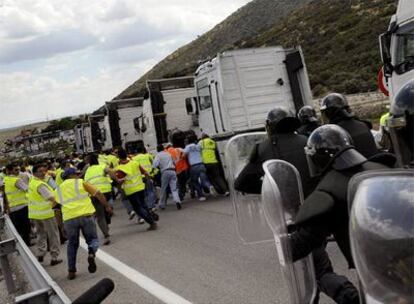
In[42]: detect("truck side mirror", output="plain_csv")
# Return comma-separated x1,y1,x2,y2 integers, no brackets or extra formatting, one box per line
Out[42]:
185,98,194,114
379,33,393,77
133,117,140,132
141,116,147,133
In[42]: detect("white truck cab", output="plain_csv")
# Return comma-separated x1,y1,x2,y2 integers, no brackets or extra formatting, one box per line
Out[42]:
380,0,414,97
190,47,313,157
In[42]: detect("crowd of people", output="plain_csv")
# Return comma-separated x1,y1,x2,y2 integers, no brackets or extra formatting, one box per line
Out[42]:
0,81,412,303
0,130,230,280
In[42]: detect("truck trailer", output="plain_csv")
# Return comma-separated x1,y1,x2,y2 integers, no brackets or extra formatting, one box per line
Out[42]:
141,76,199,152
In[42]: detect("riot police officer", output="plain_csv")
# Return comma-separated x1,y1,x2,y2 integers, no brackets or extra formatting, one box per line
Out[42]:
289,124,395,304
235,107,317,197
387,79,414,168
320,93,378,159
297,105,320,137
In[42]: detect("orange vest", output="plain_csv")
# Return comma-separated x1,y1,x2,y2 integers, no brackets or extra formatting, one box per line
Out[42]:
167,147,189,174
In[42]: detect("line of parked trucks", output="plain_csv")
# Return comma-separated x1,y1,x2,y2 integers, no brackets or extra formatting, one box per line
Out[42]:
75,0,413,162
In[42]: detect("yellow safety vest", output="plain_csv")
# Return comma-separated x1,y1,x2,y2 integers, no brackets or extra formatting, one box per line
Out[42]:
132,153,154,176
4,176,28,209
84,165,112,194
107,154,119,168
117,161,145,196
28,177,55,220
380,112,390,127
55,178,95,222
98,154,109,166
55,168,64,186
200,138,218,164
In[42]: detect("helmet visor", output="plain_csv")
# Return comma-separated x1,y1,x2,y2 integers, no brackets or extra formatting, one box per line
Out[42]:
304,146,322,178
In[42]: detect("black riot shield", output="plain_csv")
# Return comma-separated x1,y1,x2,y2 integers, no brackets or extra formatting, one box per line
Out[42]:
224,132,273,244
262,159,317,304
349,170,414,304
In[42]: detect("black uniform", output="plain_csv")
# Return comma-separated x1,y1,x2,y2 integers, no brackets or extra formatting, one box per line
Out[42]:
234,133,317,197
290,160,389,303
297,121,320,137
331,116,378,159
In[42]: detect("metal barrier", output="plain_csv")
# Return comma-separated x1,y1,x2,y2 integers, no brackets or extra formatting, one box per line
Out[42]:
0,215,71,304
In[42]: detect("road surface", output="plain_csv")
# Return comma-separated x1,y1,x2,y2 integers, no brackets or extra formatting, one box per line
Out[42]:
43,195,357,304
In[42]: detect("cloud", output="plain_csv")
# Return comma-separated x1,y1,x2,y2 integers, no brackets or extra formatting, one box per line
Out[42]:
1,7,46,40
0,29,98,63
100,20,175,51
100,0,135,21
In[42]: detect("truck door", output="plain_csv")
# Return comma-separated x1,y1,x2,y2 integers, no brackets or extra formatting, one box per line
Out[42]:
196,78,219,136
210,81,226,133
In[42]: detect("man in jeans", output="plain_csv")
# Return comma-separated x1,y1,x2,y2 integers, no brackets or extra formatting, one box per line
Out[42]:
184,134,213,201
28,163,62,266
55,168,113,280
116,149,157,230
153,145,182,210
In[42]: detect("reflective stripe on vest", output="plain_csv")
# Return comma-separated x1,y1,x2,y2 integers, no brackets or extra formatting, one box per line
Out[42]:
55,168,64,186
55,179,95,222
200,138,218,164
84,165,112,193
28,178,55,220
98,154,109,166
4,176,28,209
117,162,145,195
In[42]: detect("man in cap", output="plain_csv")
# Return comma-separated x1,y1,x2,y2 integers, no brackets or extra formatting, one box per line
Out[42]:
55,167,113,280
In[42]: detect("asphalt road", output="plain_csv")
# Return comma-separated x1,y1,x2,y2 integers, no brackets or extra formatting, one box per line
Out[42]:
43,195,358,304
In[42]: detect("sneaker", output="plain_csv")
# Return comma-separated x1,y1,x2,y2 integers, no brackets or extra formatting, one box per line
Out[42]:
147,223,158,231
50,259,63,266
103,236,111,245
137,218,145,225
199,196,206,201
224,191,230,197
209,186,217,196
129,211,136,220
37,256,44,263
67,272,76,280
176,202,182,210
87,254,97,273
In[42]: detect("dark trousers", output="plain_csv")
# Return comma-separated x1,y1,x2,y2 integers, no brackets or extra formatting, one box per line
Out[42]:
205,163,228,194
312,246,359,304
127,191,154,225
10,206,31,246
177,171,188,200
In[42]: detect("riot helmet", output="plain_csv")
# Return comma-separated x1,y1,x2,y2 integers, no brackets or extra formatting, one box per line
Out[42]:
320,93,352,123
304,124,366,177
265,107,300,136
388,79,414,168
350,174,414,303
298,105,318,124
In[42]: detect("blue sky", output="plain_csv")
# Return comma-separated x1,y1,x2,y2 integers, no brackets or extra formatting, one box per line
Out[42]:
0,0,250,129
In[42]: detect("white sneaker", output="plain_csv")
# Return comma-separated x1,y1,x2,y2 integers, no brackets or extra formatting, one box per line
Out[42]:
129,211,136,220
209,186,217,196
224,191,230,197
199,196,206,201
137,218,145,225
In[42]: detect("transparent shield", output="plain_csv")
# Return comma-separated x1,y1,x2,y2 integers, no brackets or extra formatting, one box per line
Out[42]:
262,160,317,304
349,171,414,304
224,132,272,244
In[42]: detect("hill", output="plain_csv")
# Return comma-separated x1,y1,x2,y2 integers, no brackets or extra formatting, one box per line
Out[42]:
116,0,311,99
116,0,397,99
235,0,397,96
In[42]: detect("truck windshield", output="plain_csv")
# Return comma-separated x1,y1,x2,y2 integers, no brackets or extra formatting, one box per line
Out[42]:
395,27,414,74
196,79,212,110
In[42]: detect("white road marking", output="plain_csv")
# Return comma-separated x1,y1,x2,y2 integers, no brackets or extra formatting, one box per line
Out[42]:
80,239,193,304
